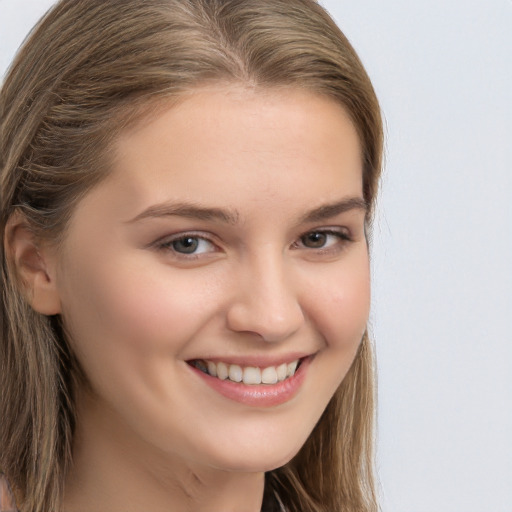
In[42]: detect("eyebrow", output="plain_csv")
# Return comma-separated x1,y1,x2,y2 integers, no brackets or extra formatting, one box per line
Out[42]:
126,202,240,225
299,197,368,223
126,197,367,225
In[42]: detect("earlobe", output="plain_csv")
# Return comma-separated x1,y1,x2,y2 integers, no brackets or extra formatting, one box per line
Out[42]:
4,212,62,315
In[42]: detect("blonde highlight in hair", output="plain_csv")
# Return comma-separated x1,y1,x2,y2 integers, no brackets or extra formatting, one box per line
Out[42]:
1,1,383,510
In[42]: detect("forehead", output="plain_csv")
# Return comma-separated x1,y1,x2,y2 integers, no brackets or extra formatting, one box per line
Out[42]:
70,86,364,232
116,87,359,185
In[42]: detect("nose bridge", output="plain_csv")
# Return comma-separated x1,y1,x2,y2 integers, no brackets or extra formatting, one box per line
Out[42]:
226,246,304,342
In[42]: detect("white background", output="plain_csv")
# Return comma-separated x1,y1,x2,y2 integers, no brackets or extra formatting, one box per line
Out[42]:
1,1,511,511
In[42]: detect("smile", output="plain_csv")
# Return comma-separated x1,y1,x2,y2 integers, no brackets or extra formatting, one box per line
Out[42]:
186,355,312,407
189,359,301,385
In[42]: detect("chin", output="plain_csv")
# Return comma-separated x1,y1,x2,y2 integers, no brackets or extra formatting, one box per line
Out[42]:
204,437,305,474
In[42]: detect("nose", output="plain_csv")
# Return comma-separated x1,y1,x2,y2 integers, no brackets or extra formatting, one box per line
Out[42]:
226,252,305,343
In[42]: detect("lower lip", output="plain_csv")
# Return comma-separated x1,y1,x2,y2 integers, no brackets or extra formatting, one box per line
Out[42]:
188,357,311,407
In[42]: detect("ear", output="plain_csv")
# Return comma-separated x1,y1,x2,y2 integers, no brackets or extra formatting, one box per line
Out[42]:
4,211,62,315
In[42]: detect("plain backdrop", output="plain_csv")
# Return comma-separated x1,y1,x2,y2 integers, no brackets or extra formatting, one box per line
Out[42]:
1,1,511,511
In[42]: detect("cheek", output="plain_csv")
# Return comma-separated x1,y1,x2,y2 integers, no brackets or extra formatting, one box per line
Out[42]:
306,252,370,349
58,254,219,364
334,266,370,340
57,256,226,426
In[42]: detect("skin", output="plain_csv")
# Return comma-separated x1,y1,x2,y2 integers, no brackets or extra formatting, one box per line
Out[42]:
11,86,370,511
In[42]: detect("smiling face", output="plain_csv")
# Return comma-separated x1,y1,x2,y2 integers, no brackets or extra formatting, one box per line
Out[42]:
54,86,370,474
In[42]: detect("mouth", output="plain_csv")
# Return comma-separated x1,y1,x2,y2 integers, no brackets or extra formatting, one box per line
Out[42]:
187,358,303,385
186,355,312,407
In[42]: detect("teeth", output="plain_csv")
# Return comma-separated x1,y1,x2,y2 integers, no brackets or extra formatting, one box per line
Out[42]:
286,360,298,377
243,367,261,385
193,358,301,385
228,364,243,383
217,362,228,380
277,363,287,382
207,361,217,377
261,366,278,384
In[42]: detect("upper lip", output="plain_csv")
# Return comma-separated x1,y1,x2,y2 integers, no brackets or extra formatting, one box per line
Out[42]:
186,352,314,368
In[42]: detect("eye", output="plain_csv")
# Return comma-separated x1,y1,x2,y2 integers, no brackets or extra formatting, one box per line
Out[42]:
296,229,351,250
157,234,217,256
301,231,330,249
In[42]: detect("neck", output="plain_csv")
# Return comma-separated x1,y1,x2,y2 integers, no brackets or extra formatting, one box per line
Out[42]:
62,393,265,512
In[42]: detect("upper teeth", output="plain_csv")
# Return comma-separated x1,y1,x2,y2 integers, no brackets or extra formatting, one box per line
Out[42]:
193,359,299,385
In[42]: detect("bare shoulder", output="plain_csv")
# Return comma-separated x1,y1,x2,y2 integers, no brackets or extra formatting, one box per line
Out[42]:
0,475,18,512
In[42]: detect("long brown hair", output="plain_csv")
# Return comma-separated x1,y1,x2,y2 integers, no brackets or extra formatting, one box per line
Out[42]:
0,1,383,510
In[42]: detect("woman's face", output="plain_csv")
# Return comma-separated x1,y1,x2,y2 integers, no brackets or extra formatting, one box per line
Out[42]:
55,86,370,473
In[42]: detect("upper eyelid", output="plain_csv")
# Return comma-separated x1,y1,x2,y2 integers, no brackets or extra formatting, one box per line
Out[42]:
298,229,351,241
298,226,352,238
153,230,217,245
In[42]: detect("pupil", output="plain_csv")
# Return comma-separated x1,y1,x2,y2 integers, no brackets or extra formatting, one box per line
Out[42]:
303,232,326,248
173,237,198,254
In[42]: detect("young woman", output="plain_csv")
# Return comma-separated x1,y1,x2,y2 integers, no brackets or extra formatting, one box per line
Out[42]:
0,1,383,511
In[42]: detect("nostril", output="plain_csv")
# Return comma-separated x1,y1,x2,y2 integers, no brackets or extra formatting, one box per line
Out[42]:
226,297,304,343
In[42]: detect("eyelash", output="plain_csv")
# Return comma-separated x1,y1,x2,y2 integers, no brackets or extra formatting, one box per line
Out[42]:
293,229,353,253
153,228,353,259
